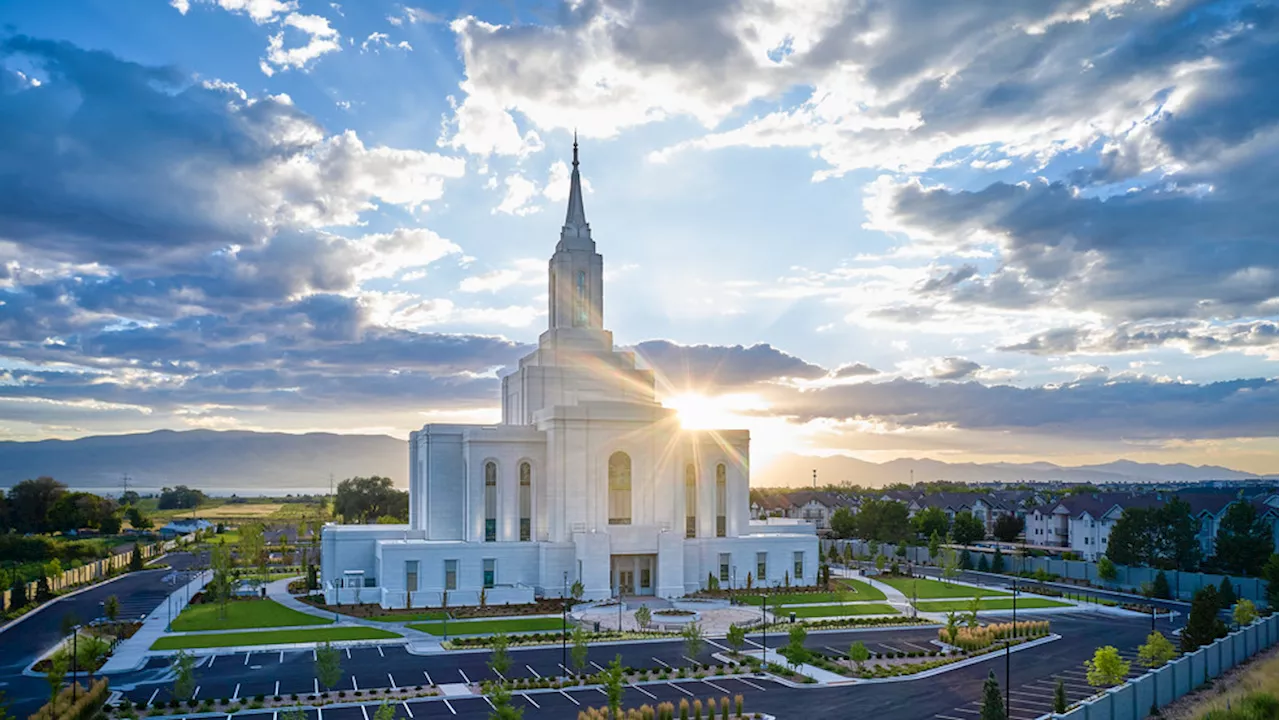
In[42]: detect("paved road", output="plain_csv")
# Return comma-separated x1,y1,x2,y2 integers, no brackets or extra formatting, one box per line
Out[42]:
104,611,1177,720
0,553,202,718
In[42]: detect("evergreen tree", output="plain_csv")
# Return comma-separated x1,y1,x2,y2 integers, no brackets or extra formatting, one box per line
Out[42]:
35,574,51,602
1156,496,1201,571
1218,577,1237,609
1149,571,1171,600
980,670,1005,720
1053,679,1067,714
9,578,27,609
1213,502,1274,577
991,548,1005,573
1264,553,1278,610
960,550,973,570
1181,586,1227,652
130,546,143,571
977,554,989,572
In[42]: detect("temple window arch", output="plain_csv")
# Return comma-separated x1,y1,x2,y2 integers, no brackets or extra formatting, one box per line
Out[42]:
685,464,697,538
519,461,533,541
608,451,632,525
484,460,498,542
715,463,727,537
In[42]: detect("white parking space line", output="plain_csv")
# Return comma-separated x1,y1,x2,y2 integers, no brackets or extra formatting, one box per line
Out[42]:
705,639,728,651
377,647,385,658
423,671,432,686
594,687,607,696
483,697,495,710
401,702,413,718
526,665,541,678
823,646,845,657
559,691,579,706
312,650,316,662
193,687,201,700
459,670,470,684
360,704,369,720
743,639,764,649
351,676,359,691
590,661,606,672
667,683,694,697
232,684,241,701
314,679,319,694
494,670,506,682
630,684,656,699
273,711,278,720
244,653,251,666
442,699,456,715
652,657,673,669
702,680,731,694
681,656,699,666
208,655,217,668
317,707,323,720
559,664,573,675
936,714,969,720
949,708,980,715
522,693,541,708
734,678,767,691
345,648,351,660
279,651,284,663
273,681,279,696
388,674,398,690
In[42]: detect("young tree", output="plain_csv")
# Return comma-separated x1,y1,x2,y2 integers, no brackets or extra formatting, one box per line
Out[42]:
1213,502,1275,577
9,577,27,609
103,595,120,623
848,641,870,672
1233,599,1259,626
992,514,1024,544
842,543,854,566
682,622,704,667
209,541,234,619
874,554,887,572
487,632,511,677
991,548,1005,574
1182,585,1227,652
950,512,986,546
172,650,196,700
485,684,523,720
570,625,590,674
1053,679,1068,714
570,580,584,601
941,548,960,581
373,702,397,720
725,624,746,655
960,550,973,570
779,624,811,668
315,641,342,690
602,654,625,717
943,611,960,645
966,597,981,629
1085,646,1130,687
78,636,109,684
928,531,942,561
1149,571,1171,600
979,670,1005,720
1096,556,1118,584
976,554,990,572
1137,631,1176,668
45,653,67,707
634,605,651,630
1217,577,1237,609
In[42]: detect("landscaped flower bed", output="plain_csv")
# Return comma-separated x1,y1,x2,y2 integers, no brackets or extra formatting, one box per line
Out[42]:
653,609,696,616
574,695,763,720
444,628,678,649
783,616,933,631
808,632,1050,680
301,594,574,620
479,660,755,696
939,620,1050,651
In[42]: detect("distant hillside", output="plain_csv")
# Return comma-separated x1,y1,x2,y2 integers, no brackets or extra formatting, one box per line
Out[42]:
754,452,1275,488
0,430,407,492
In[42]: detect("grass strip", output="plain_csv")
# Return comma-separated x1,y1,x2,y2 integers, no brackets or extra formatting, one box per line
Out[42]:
151,626,398,650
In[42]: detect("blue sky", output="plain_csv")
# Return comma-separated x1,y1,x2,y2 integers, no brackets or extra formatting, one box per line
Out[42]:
0,0,1275,476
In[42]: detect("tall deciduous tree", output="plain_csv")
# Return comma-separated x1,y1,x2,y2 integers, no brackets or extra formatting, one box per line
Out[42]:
333,477,408,523
951,512,986,546
992,514,1024,543
851,500,912,545
1213,502,1274,577
913,507,951,541
829,507,857,539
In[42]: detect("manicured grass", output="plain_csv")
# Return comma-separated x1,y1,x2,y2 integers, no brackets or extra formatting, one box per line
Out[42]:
915,597,1070,612
834,578,888,601
784,603,899,619
738,579,887,606
880,576,1010,599
170,599,331,631
151,626,399,650
408,616,567,636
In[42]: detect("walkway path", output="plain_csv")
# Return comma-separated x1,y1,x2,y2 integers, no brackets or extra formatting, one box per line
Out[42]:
264,578,440,648
100,570,210,673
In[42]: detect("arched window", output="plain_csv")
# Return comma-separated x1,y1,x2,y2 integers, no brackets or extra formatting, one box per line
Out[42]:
684,464,697,538
575,270,588,326
608,451,632,525
519,462,532,542
484,461,497,542
715,463,727,537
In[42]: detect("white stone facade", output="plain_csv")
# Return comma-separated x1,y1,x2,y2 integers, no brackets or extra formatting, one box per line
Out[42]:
322,143,817,607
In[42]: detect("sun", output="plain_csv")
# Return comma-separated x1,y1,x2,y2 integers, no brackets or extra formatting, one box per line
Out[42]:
663,392,767,430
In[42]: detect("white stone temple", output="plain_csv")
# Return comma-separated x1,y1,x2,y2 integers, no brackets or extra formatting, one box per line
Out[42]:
322,141,818,608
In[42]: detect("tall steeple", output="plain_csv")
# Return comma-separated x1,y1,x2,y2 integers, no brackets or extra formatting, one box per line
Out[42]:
560,132,590,247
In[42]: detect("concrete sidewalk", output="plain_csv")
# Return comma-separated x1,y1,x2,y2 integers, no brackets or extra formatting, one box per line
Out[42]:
101,570,210,673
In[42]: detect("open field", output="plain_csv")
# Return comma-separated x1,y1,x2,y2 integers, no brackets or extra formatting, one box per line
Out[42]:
785,603,899,618
408,616,567,636
170,599,331,631
880,576,1010,599
914,597,1070,611
139,497,329,526
150,626,400,650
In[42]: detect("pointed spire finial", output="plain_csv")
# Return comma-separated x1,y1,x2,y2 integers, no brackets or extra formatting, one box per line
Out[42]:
564,135,587,230
572,129,579,167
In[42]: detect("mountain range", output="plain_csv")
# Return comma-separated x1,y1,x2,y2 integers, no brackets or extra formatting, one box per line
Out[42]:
0,429,1270,493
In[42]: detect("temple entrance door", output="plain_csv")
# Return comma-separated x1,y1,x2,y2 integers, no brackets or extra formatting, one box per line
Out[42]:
611,555,656,597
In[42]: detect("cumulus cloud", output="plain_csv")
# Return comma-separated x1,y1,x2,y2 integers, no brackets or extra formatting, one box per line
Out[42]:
633,340,828,390
1002,321,1279,358
261,13,342,75
928,357,983,381
832,362,879,379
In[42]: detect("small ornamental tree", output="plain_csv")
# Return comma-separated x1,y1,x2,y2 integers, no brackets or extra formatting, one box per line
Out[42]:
45,653,67,707
944,611,960,645
682,622,704,667
980,670,1005,720
1085,646,1130,687
130,546,143,571
928,531,942,561
634,605,652,631
1233,599,1259,626
779,624,811,668
1097,556,1118,583
1053,679,1068,714
487,632,511,677
725,624,746,655
1149,571,1171,600
1182,586,1227,652
571,626,590,674
602,655,625,718
1137,631,1176,669
315,641,342,690
104,595,120,623
486,684,523,720
966,597,981,628
977,554,990,572
875,555,887,572
373,702,396,720
849,641,870,671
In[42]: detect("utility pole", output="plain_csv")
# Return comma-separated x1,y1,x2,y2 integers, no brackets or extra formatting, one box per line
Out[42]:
812,469,816,489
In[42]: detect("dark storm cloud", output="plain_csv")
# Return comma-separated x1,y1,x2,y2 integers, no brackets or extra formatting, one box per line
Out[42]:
632,340,828,388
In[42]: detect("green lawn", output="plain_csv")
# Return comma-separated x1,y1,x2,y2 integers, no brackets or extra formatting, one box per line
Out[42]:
408,617,567,636
171,599,331,631
151,626,400,650
880,577,1010,599
784,603,899,619
915,597,1070,612
738,579,887,606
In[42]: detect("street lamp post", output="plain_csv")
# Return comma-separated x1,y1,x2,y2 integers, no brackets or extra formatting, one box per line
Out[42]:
1006,573,1018,718
731,566,736,606
71,624,80,701
760,595,767,665
562,571,568,676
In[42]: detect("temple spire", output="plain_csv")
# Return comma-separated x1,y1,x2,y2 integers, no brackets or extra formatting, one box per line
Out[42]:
564,133,588,230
